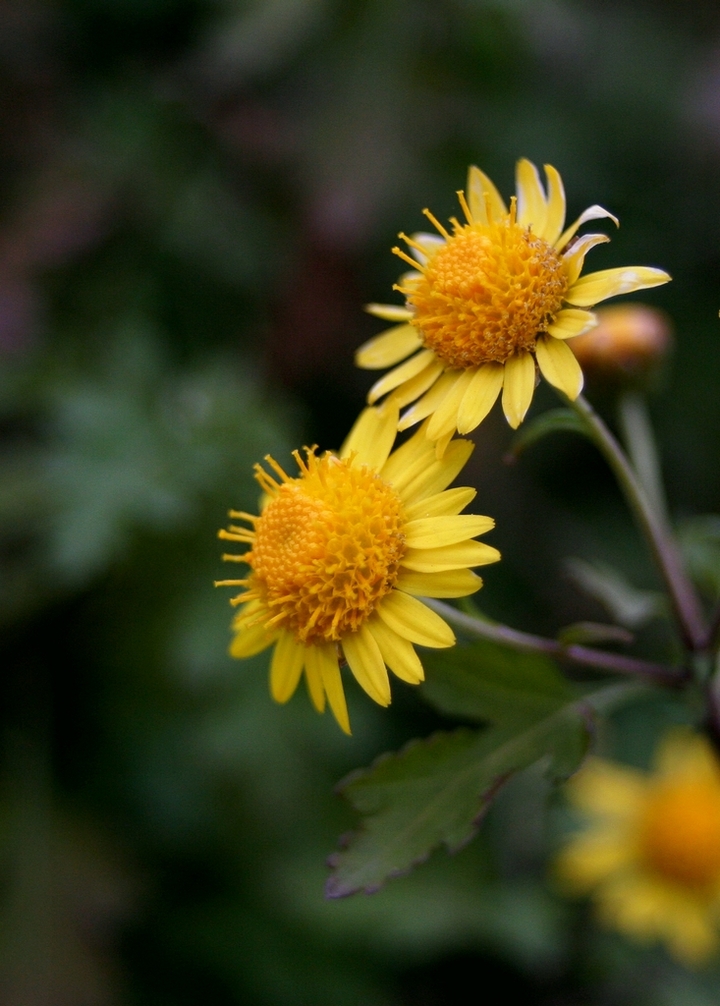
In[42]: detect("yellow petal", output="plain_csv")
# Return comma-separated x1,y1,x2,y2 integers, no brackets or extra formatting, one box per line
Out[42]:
665,899,719,966
404,486,477,520
516,158,547,233
365,303,413,322
563,233,610,286
307,643,350,735
409,231,445,264
398,371,457,432
339,401,399,470
355,323,422,369
229,621,275,659
566,758,647,818
546,308,597,340
535,334,584,399
556,830,635,890
380,421,435,488
398,269,422,286
386,446,439,503
342,623,391,706
434,430,454,460
501,352,536,428
457,362,504,433
388,359,445,409
367,350,436,404
367,614,424,684
466,164,507,223
376,590,455,648
555,204,619,251
541,164,566,244
402,539,501,572
269,631,305,703
404,514,495,549
399,438,475,505
566,266,671,308
231,598,263,629
396,567,483,598
304,655,326,713
426,369,475,441
654,731,719,782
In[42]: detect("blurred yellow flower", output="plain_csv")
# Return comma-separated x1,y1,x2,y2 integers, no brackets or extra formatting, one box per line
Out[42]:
217,402,499,734
357,159,670,435
557,731,720,965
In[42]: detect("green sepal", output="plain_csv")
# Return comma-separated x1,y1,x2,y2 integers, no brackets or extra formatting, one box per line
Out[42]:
507,408,587,459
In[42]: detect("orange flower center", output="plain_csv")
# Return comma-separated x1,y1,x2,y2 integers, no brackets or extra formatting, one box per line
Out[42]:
248,452,406,644
403,215,568,368
639,778,720,889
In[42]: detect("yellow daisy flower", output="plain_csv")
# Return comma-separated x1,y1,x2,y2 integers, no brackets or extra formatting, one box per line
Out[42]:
557,731,720,966
216,402,500,734
356,159,670,435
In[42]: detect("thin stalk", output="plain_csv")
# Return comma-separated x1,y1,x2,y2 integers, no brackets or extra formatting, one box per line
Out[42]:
426,599,686,687
567,393,706,653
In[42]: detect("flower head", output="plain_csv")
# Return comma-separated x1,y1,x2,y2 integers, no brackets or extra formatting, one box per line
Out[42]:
557,731,720,965
570,303,672,386
217,403,499,733
357,159,670,436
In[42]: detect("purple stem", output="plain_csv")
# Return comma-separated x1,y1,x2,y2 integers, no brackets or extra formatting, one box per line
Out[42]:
427,599,686,688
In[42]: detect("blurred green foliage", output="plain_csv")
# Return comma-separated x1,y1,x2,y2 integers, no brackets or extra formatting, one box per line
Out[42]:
2,0,720,1002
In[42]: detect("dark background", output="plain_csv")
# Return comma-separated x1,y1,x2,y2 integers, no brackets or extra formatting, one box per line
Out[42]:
1,1,720,1002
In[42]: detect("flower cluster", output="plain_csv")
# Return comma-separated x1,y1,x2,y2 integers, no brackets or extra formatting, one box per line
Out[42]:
218,158,669,733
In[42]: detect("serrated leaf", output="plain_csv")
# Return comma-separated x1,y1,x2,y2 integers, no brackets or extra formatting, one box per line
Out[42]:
327,702,591,898
419,639,574,727
507,408,587,459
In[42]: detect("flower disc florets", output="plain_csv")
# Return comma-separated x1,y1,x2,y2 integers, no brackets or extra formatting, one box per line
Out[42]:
248,450,406,644
405,214,569,368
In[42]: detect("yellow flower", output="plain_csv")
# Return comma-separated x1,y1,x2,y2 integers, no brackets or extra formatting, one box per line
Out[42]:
557,731,720,966
216,402,499,734
356,159,670,437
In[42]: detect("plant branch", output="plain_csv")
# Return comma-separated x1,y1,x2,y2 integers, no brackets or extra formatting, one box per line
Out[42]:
427,599,686,687
566,393,706,653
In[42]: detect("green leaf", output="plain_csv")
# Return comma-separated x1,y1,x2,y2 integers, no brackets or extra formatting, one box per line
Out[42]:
419,639,574,727
326,703,590,898
326,642,595,896
564,556,664,629
677,515,720,598
556,621,634,646
507,408,587,459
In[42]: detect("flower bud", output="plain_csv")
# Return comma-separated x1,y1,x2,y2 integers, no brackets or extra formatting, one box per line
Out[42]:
570,304,672,388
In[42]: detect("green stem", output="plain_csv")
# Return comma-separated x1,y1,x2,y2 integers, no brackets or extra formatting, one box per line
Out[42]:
426,599,685,687
567,393,706,653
